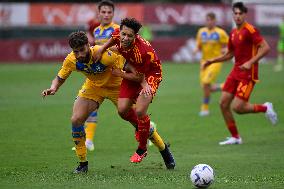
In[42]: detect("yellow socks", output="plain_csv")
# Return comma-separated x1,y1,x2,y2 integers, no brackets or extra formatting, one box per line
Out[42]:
149,126,166,151
85,111,98,142
72,125,87,162
201,103,209,112
85,122,97,141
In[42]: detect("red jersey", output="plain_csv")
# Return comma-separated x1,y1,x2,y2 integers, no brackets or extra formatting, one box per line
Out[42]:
228,22,263,81
87,19,100,37
111,28,162,79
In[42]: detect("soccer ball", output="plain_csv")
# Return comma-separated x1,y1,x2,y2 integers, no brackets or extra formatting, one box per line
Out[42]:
189,164,214,188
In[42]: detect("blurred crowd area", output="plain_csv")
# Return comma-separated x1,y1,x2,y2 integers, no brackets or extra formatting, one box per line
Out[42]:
0,1,283,63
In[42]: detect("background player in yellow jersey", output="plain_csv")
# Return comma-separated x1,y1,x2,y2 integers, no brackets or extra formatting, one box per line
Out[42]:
194,12,229,116
84,0,119,151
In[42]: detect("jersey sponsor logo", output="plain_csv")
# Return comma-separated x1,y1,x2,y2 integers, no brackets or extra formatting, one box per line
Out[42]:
76,61,107,74
94,27,115,40
201,31,220,42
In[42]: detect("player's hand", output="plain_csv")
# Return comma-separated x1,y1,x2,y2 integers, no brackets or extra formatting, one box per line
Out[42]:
202,60,212,70
93,48,103,63
140,82,152,97
111,68,123,77
41,88,56,98
239,61,252,70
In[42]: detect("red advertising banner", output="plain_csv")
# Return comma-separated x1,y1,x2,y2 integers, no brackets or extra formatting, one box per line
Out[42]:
0,36,277,63
1,3,284,27
29,3,144,26
0,39,71,62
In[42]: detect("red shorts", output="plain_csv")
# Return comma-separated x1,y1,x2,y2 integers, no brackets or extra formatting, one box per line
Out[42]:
119,76,162,100
223,74,255,101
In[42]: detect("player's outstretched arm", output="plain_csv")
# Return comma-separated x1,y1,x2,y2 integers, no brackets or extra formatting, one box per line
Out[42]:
203,49,234,69
93,38,116,63
111,63,144,82
41,76,65,98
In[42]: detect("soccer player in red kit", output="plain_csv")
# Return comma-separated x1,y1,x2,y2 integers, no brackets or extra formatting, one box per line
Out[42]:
94,17,175,165
203,2,278,145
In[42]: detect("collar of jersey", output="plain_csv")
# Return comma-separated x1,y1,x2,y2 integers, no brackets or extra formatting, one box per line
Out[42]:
99,22,114,29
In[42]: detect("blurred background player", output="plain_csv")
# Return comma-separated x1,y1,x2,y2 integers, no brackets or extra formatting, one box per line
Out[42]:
83,0,119,151
203,2,277,145
193,12,228,116
274,16,284,72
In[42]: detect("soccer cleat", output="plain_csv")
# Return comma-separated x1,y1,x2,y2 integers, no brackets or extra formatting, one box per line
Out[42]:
264,102,278,125
85,139,95,151
73,161,88,174
160,144,175,169
199,110,210,117
219,137,243,145
130,151,147,163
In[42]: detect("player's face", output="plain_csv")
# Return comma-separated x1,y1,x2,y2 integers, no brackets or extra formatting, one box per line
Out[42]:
233,8,246,26
120,25,135,49
98,6,114,26
73,44,90,63
206,17,215,29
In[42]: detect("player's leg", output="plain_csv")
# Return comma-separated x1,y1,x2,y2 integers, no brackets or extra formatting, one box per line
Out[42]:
199,67,210,116
231,80,277,125
84,111,98,151
200,83,211,116
199,63,222,116
116,82,174,168
71,97,99,173
129,94,153,163
219,91,242,145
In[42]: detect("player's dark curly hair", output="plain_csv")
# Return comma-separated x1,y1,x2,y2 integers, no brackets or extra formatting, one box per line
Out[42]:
98,0,114,11
68,31,88,49
120,17,142,34
232,2,248,13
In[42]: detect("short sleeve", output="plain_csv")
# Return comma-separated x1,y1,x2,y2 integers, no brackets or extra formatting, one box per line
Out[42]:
111,28,120,40
220,29,229,44
57,54,75,80
251,27,263,46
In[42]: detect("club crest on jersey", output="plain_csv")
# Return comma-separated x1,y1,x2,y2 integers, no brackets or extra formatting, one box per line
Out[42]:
76,61,107,74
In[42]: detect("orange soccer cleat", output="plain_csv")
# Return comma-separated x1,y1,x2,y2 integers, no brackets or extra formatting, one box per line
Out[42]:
130,151,147,163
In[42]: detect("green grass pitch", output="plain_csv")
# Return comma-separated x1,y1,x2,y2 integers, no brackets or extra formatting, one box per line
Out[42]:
0,62,283,189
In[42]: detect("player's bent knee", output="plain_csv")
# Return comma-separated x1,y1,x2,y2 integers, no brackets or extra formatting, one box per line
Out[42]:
232,104,245,114
71,115,86,126
219,101,230,110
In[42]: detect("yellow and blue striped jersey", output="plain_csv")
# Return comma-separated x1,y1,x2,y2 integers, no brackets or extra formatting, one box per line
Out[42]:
196,26,229,61
58,45,124,88
93,22,119,45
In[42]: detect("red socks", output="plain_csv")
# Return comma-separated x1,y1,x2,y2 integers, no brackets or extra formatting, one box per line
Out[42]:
253,104,267,113
226,120,240,138
138,115,150,151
